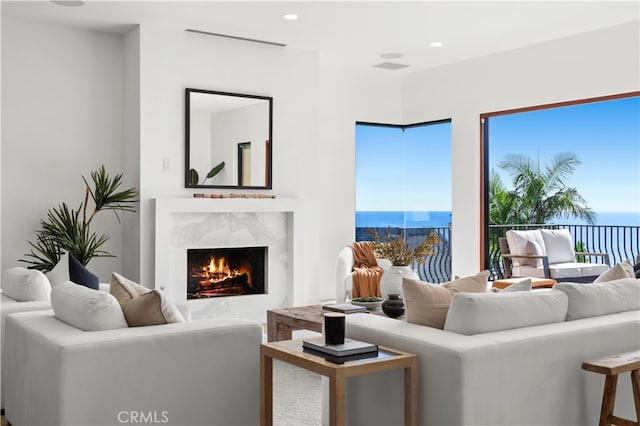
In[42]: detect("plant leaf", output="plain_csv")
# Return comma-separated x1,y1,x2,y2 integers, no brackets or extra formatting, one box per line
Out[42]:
206,161,225,179
189,168,199,186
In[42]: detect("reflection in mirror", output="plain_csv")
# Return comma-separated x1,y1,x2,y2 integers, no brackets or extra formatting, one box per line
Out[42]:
186,88,272,189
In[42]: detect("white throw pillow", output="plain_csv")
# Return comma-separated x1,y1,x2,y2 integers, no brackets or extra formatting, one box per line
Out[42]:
444,289,568,335
46,252,70,287
593,260,634,283
2,267,51,302
500,278,532,292
51,281,128,331
554,278,640,320
402,271,489,329
540,229,575,264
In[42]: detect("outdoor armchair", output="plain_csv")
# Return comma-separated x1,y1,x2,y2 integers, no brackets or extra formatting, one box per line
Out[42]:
500,228,610,283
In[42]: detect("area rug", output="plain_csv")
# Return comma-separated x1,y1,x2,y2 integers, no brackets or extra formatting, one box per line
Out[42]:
271,329,322,425
273,359,322,425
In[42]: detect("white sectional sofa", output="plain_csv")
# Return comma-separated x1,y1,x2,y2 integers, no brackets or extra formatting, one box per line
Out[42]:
4,310,263,426
336,277,640,426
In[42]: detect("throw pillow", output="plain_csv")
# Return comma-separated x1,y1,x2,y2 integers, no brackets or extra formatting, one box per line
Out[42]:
402,270,489,329
109,273,185,327
499,278,532,292
540,229,575,264
122,290,185,327
593,260,635,283
110,272,150,305
51,281,128,331
68,252,99,290
554,278,640,320
526,241,544,268
46,252,70,287
444,289,568,335
505,230,546,267
2,267,51,302
46,252,99,290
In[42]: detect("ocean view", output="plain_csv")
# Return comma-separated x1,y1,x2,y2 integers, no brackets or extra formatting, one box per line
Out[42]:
356,211,640,228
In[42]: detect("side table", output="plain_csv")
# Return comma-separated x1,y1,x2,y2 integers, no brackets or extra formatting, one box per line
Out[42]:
260,339,418,426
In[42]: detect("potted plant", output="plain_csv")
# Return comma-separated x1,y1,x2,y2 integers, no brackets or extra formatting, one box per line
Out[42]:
21,165,138,272
368,228,440,298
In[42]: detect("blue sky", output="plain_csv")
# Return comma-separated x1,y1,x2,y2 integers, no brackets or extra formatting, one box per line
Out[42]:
357,96,639,215
489,96,640,213
356,122,452,211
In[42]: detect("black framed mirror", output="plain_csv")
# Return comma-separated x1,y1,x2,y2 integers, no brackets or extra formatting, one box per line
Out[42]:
185,88,273,189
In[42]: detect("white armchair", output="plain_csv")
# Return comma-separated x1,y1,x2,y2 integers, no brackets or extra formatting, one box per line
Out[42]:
4,310,262,426
500,228,610,282
335,246,391,303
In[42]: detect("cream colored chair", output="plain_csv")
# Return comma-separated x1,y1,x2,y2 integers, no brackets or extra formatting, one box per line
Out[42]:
335,246,391,303
500,228,610,283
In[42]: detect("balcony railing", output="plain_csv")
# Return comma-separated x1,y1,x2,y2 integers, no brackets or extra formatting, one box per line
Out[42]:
357,223,639,283
356,226,452,283
488,224,640,281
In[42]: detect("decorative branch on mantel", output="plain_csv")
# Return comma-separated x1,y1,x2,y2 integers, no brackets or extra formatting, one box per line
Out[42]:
193,193,276,199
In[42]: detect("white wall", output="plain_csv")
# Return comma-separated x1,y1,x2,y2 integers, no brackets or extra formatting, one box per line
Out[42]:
133,23,405,301
1,18,128,282
2,15,637,302
401,20,640,278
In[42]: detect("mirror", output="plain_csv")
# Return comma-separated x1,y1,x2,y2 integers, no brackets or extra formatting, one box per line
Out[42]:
185,88,273,189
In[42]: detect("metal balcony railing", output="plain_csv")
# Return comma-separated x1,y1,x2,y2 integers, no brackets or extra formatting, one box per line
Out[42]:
356,226,452,283
488,224,640,281
357,223,639,283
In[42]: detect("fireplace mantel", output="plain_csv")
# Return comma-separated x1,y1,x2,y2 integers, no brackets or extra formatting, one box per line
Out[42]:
154,197,303,322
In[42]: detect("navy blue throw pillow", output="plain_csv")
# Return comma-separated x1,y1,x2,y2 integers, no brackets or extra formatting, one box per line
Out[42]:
68,252,100,290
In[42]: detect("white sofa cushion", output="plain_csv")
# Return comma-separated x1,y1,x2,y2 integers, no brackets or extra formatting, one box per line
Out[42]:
2,267,51,302
505,229,546,267
540,229,575,264
444,289,568,335
402,271,489,329
554,278,640,320
51,281,128,331
594,260,635,283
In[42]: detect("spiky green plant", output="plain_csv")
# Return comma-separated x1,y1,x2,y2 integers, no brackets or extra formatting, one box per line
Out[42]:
21,165,137,272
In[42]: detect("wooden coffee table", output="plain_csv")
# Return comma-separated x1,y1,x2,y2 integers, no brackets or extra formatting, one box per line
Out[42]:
266,304,397,342
260,338,418,426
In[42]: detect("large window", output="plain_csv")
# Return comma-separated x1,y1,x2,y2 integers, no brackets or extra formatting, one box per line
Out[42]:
355,121,452,282
482,93,640,278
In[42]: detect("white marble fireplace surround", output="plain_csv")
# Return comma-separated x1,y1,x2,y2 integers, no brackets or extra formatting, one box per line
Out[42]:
154,198,303,323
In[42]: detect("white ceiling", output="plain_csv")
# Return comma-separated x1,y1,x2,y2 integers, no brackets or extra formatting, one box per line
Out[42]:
3,1,639,74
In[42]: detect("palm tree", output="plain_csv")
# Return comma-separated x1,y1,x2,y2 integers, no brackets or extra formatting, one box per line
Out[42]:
491,152,596,225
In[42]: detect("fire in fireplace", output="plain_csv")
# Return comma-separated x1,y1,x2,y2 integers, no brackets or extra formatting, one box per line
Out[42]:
187,247,267,299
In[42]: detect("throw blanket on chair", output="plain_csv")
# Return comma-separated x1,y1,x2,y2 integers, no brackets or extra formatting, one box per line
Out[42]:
350,242,383,298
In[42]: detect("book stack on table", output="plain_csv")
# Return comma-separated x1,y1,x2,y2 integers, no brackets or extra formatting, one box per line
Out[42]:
302,336,378,364
321,303,368,314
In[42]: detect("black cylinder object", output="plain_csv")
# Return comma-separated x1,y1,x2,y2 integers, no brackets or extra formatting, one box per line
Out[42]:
324,312,346,345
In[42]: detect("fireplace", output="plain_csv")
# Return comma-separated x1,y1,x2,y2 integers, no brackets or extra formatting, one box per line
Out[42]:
187,247,268,299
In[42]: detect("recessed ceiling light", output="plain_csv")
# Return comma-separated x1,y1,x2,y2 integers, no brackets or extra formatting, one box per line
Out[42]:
380,53,404,59
283,14,299,20
51,0,85,6
429,41,444,48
